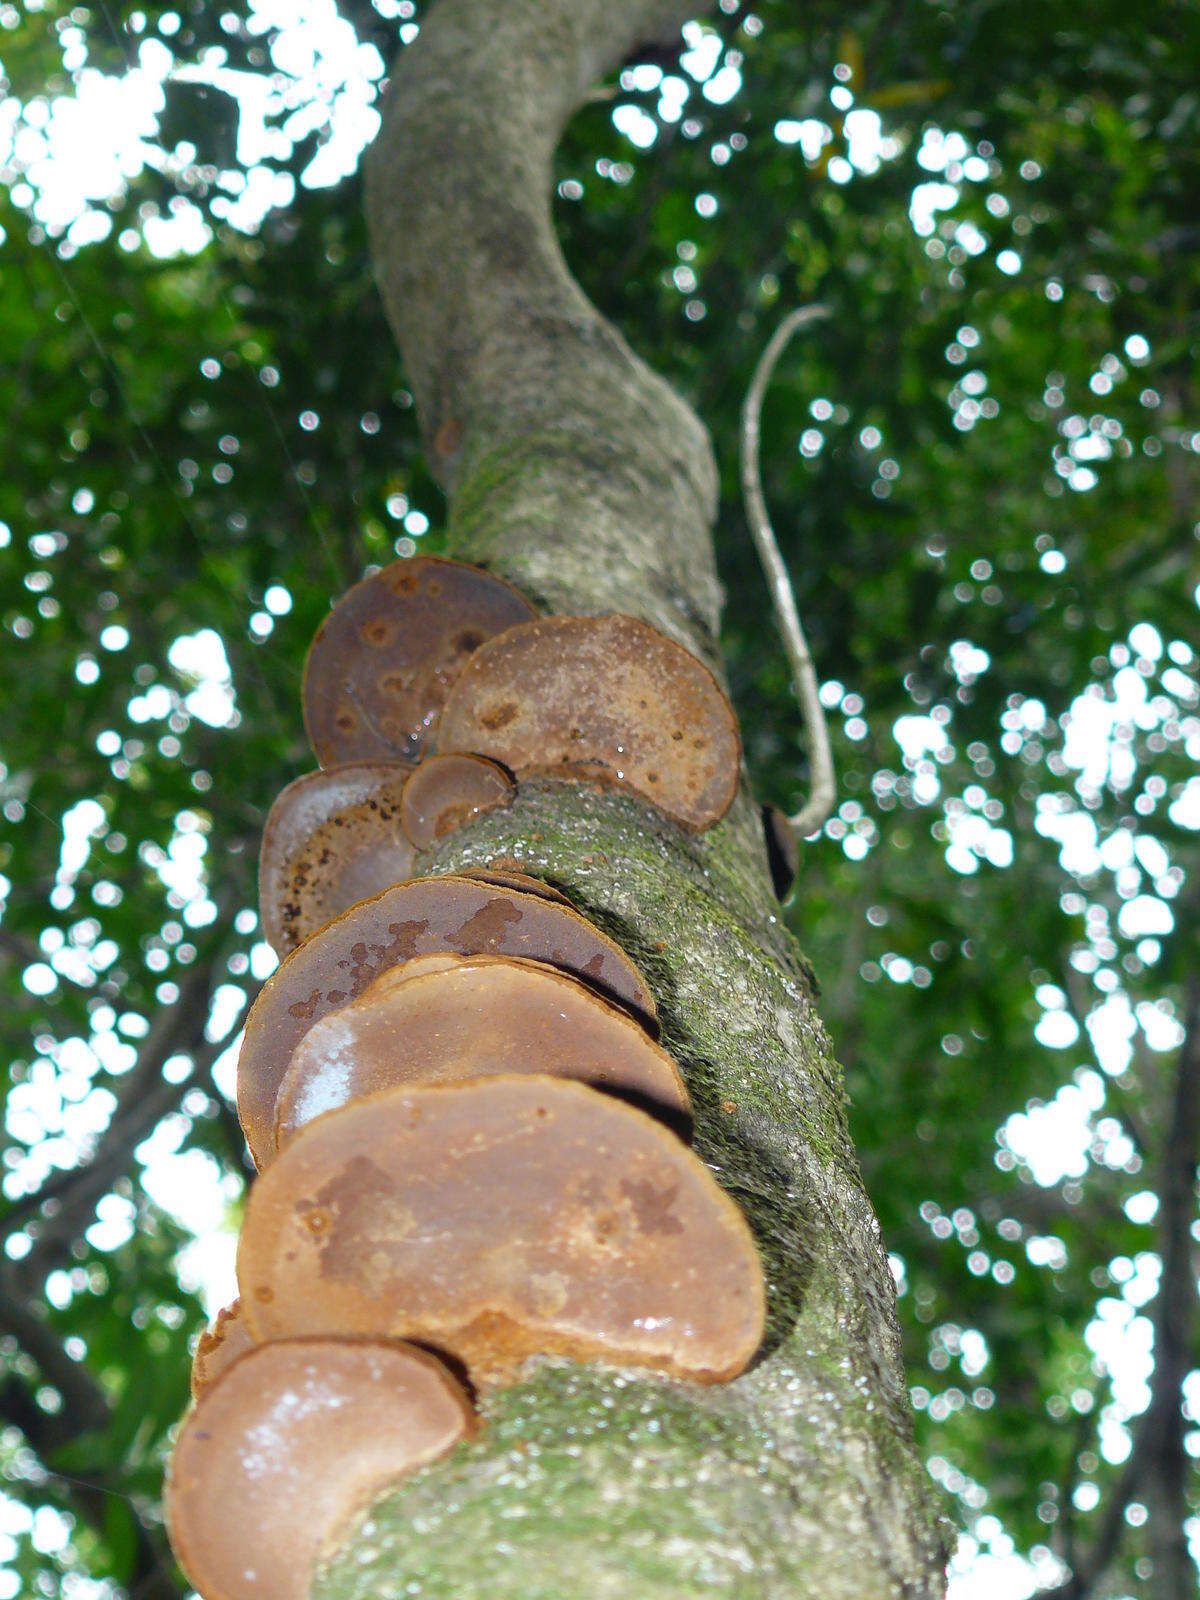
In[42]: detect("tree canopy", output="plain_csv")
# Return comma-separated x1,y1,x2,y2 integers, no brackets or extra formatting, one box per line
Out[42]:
0,1,1197,1596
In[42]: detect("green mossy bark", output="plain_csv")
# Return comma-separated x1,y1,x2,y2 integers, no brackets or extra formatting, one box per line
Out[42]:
319,0,952,1594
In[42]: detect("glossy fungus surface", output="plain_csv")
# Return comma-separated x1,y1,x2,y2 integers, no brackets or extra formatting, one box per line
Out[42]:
303,557,536,766
437,613,741,830
259,765,415,956
239,1076,765,1387
236,875,657,1167
273,955,690,1149
167,1338,473,1600
400,753,514,849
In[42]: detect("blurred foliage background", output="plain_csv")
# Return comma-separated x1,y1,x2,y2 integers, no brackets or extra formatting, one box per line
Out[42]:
0,1,1197,1596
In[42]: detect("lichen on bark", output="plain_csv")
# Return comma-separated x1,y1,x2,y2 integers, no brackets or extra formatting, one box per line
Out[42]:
314,1,951,1594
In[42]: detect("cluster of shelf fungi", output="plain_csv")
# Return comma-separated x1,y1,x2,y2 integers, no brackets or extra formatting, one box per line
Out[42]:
166,557,767,1600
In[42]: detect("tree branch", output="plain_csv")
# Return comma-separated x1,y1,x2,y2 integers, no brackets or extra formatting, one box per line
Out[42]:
0,924,43,969
1060,962,1150,1158
0,1335,183,1600
316,3,951,1596
0,1252,185,1600
0,929,251,1597
364,0,723,657
1040,973,1200,1599
2,923,249,1252
0,923,93,997
740,304,836,839
0,1276,109,1433
4,973,205,1231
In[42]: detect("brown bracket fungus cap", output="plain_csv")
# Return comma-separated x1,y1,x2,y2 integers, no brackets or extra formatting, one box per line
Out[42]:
167,1338,473,1600
400,753,514,849
259,765,416,957
457,865,572,905
303,556,537,767
190,1298,256,1401
239,1076,765,1388
273,954,691,1151
236,874,657,1169
437,613,742,831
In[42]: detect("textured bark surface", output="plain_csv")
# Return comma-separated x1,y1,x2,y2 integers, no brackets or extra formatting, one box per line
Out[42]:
314,2,951,1594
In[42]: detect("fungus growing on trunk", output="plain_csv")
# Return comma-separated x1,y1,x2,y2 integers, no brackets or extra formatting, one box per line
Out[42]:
399,752,514,848
303,556,536,766
236,874,657,1168
239,1076,765,1387
190,1299,255,1401
273,954,691,1150
166,1338,473,1600
437,614,741,831
457,865,571,905
258,765,415,956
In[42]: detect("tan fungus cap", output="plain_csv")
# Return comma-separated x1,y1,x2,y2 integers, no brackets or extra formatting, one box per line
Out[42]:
190,1298,256,1401
273,954,691,1150
167,1338,473,1600
235,874,657,1168
437,613,741,830
399,753,514,849
239,1076,765,1388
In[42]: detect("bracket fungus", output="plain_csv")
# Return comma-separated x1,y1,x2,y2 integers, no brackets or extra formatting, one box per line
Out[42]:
457,864,572,905
236,874,657,1168
190,1298,256,1401
259,765,415,956
437,613,742,831
167,1338,473,1600
303,556,536,766
399,752,514,849
273,954,690,1151
239,1076,765,1387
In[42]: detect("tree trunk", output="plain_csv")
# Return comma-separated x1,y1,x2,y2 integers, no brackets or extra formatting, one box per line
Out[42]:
316,2,949,1595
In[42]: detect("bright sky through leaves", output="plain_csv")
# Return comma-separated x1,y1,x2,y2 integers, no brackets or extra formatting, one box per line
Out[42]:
1,1,1198,1595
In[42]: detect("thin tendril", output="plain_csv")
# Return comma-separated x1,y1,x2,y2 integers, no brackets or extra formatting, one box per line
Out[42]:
740,303,836,839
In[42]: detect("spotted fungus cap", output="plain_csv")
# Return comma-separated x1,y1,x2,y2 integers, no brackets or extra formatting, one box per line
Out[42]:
437,614,741,830
236,874,657,1168
258,765,415,956
239,1076,765,1387
273,954,690,1150
303,556,536,766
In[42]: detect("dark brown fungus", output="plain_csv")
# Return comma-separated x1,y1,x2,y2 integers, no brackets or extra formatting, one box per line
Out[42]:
400,753,514,849
190,1298,256,1401
302,556,536,767
258,765,415,956
457,865,572,906
437,613,741,831
762,803,799,902
236,874,657,1168
167,1338,473,1600
273,954,690,1150
239,1077,765,1388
